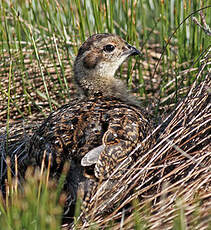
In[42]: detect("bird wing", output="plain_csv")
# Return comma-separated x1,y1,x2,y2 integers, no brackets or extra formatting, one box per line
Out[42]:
94,108,140,180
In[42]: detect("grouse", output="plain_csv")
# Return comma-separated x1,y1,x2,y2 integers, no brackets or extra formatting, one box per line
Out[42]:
28,33,152,221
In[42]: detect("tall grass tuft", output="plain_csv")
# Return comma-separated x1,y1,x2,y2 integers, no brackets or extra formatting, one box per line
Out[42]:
0,165,63,230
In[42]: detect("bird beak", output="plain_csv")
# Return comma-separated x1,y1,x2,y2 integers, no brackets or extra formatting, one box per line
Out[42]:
129,46,141,56
123,43,141,57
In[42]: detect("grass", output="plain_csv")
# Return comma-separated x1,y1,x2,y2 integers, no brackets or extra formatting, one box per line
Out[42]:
0,166,63,230
0,0,210,122
0,0,210,229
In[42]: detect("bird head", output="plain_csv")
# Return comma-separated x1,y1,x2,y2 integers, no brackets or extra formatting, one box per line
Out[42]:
74,33,141,98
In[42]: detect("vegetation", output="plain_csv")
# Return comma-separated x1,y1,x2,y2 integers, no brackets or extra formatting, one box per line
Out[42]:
0,167,63,230
0,0,210,229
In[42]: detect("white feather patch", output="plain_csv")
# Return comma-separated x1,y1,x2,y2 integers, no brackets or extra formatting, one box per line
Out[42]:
81,145,104,166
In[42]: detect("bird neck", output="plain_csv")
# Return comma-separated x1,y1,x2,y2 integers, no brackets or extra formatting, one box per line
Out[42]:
74,71,141,107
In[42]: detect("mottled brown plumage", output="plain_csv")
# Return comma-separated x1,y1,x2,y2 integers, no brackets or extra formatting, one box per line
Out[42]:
28,33,152,221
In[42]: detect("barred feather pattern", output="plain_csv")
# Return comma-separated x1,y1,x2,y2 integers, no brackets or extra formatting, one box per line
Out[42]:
29,95,152,216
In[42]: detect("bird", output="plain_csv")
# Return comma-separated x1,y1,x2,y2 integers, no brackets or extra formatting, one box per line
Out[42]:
28,33,152,222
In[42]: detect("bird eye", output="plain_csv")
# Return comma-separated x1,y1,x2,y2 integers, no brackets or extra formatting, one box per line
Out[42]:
103,44,115,52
